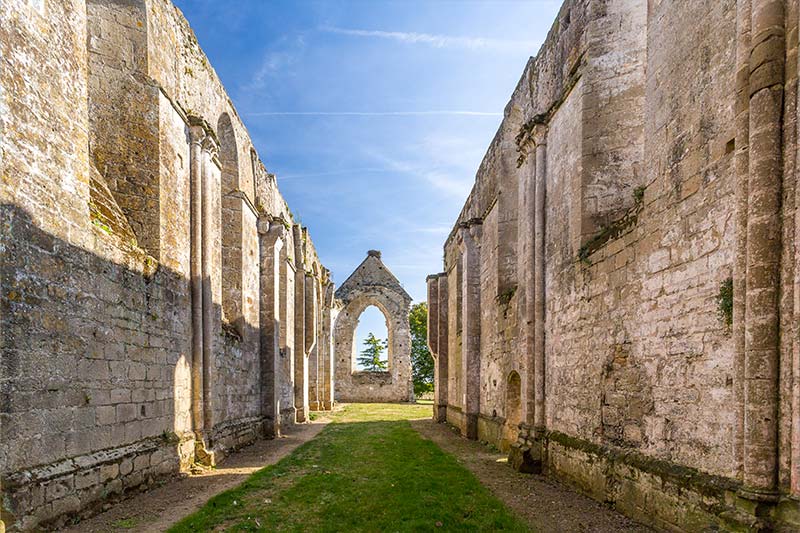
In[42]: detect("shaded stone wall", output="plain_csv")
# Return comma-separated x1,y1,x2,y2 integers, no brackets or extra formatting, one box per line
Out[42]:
0,0,335,530
427,0,800,530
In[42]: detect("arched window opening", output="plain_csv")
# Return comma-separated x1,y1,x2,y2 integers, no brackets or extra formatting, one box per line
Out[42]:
503,371,522,452
218,113,243,333
353,305,390,373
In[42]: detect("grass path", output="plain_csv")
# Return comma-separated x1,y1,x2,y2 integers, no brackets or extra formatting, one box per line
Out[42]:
169,403,530,532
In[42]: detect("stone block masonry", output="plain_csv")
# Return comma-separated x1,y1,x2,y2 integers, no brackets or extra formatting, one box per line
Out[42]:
334,251,414,403
0,0,335,529
427,0,800,530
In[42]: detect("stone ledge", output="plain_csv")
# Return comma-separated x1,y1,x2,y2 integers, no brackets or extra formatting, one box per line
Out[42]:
510,428,776,531
208,416,268,458
544,429,741,500
2,434,180,489
2,433,191,531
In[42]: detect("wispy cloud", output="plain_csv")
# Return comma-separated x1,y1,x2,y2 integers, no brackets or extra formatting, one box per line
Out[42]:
240,36,306,94
365,150,473,198
279,167,389,180
322,26,539,51
245,110,502,117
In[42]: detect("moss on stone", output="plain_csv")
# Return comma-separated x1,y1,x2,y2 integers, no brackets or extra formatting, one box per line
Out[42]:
91,217,113,236
496,286,516,306
717,277,733,329
545,430,741,499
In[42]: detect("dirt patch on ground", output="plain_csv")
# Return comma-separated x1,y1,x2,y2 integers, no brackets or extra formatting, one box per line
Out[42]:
411,419,653,533
60,421,327,533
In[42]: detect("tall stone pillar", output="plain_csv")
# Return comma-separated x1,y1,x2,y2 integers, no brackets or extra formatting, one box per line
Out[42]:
509,120,547,474
188,119,206,437
517,127,537,427
459,220,482,440
437,272,450,422
186,115,219,465
532,125,548,431
740,0,784,499
437,275,449,422
200,133,220,434
320,282,336,410
733,0,752,485
306,274,320,410
279,230,297,426
258,218,285,437
427,273,449,423
293,225,307,422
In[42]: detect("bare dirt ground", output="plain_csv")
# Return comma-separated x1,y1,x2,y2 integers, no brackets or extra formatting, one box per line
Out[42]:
411,419,653,533
60,421,327,533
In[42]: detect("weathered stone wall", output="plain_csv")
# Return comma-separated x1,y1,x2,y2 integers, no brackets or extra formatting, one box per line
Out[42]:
428,0,800,530
334,251,414,403
0,0,335,529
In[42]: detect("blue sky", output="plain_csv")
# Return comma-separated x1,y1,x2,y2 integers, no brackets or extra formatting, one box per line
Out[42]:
173,0,560,354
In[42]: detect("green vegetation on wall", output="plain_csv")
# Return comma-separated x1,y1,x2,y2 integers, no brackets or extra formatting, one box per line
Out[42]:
717,277,733,329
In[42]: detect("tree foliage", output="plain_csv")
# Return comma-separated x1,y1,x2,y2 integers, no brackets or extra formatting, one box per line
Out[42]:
357,332,388,372
409,302,434,395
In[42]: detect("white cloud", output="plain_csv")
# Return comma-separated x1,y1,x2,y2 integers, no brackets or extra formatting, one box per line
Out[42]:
246,110,501,117
322,26,539,51
419,169,473,197
364,149,474,198
240,36,306,94
278,167,389,180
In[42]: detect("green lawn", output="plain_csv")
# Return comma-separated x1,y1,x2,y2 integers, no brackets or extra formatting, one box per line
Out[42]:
169,403,529,532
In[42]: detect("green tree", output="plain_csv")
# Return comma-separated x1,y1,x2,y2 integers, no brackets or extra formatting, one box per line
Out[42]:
409,302,434,396
357,332,388,371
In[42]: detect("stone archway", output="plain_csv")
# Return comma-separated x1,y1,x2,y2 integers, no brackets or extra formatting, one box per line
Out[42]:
334,250,414,402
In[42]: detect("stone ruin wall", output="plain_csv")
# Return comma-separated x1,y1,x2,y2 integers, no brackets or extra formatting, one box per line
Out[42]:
428,0,800,530
0,0,335,529
333,252,414,403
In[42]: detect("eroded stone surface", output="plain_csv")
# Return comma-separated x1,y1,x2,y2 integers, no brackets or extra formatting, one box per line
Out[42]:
0,1,335,529
334,251,414,403
426,0,800,530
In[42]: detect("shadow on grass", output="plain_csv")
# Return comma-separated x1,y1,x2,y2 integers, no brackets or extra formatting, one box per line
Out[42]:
168,405,530,532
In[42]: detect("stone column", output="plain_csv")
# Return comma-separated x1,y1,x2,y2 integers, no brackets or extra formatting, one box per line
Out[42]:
201,134,220,432
437,275,449,422
459,220,482,440
509,122,547,474
306,274,320,410
292,225,307,422
188,119,206,436
532,124,548,430
733,0,751,484
321,282,336,410
279,231,296,426
742,0,784,498
258,218,285,437
517,131,536,427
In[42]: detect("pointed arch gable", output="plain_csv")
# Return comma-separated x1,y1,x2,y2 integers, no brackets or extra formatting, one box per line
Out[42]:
333,251,413,402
